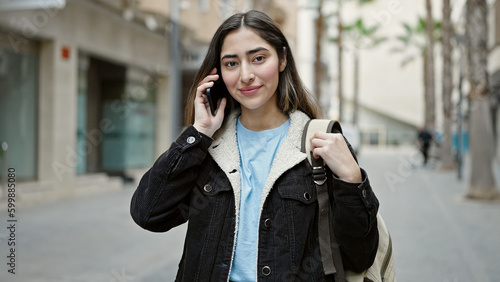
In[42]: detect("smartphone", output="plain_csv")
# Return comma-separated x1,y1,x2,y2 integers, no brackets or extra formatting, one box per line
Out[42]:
205,70,229,116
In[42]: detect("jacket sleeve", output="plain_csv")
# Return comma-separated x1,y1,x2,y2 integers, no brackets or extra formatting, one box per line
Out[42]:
329,138,379,272
330,168,379,272
130,125,213,232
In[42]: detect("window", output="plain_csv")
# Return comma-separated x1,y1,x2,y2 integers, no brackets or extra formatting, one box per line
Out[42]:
0,32,39,180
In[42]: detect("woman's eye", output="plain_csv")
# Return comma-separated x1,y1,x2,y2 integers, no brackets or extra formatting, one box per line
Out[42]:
254,55,265,63
225,61,237,68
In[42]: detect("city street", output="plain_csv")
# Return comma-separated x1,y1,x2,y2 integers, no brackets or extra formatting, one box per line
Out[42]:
2,1,499,282
0,181,187,282
0,147,499,281
359,147,500,282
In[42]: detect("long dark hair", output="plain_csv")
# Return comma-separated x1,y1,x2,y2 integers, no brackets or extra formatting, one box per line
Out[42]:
185,10,321,125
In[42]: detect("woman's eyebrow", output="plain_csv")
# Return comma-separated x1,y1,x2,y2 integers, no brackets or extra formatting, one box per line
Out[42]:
246,47,269,55
221,47,269,60
221,54,237,60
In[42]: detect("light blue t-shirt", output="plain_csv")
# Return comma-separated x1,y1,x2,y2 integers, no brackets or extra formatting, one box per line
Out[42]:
229,117,290,281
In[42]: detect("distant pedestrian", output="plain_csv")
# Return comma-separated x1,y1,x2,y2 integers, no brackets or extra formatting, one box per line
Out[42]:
417,127,433,165
130,10,379,281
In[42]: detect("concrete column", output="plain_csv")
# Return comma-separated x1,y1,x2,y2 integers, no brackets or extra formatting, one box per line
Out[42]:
38,40,78,184
155,74,173,157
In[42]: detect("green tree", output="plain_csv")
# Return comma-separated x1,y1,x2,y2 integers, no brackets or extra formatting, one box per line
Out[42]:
393,18,441,133
440,0,456,169
465,0,499,199
314,0,374,119
340,18,386,126
331,0,374,121
335,0,345,121
315,0,325,104
425,0,436,134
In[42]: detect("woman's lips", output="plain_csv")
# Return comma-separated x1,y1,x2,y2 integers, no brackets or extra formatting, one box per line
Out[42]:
239,86,262,96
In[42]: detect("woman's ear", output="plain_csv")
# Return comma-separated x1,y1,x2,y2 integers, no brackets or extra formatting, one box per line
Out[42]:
279,47,287,72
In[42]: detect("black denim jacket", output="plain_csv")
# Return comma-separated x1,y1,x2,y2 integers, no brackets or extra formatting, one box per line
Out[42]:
130,111,379,281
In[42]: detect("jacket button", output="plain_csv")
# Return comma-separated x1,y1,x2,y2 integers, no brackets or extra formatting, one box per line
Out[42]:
203,184,212,193
187,136,196,144
362,189,367,198
264,218,272,228
262,266,271,276
303,192,311,201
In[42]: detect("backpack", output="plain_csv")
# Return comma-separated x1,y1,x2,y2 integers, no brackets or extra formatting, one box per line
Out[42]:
301,119,396,282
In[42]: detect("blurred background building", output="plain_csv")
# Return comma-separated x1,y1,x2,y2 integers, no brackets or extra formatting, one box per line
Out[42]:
0,0,499,202
0,0,299,201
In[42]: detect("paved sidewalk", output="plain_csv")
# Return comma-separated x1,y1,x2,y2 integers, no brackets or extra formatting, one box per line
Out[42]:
0,185,187,282
358,146,500,282
0,147,498,281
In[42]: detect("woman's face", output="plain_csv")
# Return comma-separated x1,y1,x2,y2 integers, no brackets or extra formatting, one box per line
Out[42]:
220,27,286,113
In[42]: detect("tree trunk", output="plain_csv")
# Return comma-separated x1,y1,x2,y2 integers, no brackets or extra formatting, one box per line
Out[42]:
315,0,324,103
423,49,429,128
466,0,499,199
337,1,344,121
353,50,359,126
440,0,456,169
425,0,436,134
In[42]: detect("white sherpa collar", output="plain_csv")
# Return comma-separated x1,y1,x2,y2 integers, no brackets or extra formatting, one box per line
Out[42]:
208,110,310,278
208,111,242,212
208,110,310,218
260,110,310,208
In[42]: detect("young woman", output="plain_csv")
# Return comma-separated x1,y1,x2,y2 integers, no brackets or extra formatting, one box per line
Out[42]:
131,10,379,281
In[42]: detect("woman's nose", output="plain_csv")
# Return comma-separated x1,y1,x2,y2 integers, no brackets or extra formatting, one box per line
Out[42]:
239,63,255,84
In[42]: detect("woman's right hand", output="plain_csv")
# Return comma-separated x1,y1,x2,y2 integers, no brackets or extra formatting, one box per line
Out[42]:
193,68,227,137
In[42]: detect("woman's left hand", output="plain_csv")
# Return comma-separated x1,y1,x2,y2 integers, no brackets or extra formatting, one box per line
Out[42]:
310,131,362,183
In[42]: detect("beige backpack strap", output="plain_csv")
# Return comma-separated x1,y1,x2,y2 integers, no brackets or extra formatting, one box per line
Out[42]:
303,119,396,282
301,119,345,280
301,119,342,167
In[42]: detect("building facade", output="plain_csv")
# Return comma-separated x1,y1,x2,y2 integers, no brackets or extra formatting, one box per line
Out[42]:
0,0,299,202
0,0,176,202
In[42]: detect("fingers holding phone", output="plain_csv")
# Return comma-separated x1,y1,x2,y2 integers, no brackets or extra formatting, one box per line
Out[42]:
205,68,230,116
193,69,227,137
